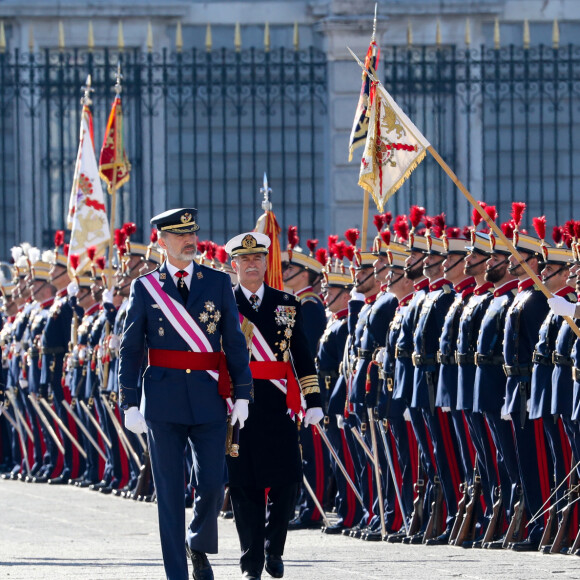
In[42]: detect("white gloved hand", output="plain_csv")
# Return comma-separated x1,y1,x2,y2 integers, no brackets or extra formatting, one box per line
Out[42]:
67,281,79,297
303,406,324,427
403,408,411,422
230,399,249,429
124,406,148,434
548,295,576,318
108,334,121,352
19,379,28,389
0,403,4,417
102,288,114,304
441,406,452,413
336,414,345,429
350,287,365,301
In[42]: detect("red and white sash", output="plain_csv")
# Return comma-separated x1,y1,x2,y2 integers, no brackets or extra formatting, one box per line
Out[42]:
140,272,233,409
239,313,286,394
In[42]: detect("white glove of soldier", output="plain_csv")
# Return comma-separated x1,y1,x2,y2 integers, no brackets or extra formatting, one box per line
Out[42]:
0,403,4,417
350,287,365,302
403,408,411,422
102,288,114,304
124,406,148,434
67,281,79,297
548,295,576,318
108,334,121,352
336,414,345,429
303,406,324,427
230,399,249,429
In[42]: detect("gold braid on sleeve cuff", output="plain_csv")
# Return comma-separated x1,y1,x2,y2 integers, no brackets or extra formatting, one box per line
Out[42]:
299,375,320,396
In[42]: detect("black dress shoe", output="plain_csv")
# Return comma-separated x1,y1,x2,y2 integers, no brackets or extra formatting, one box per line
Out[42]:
48,474,70,485
385,530,406,543
403,532,424,545
77,479,98,488
424,530,451,546
32,475,49,483
287,517,321,531
322,523,348,535
363,530,383,542
265,554,283,578
89,479,110,491
510,538,539,552
484,537,507,550
186,545,214,580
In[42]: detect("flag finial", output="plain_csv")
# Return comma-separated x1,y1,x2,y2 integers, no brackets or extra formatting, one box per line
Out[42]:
81,75,94,107
115,62,123,96
372,3,378,42
261,173,272,212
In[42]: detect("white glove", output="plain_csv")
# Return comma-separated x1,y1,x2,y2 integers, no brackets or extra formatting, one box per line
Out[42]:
0,403,4,417
102,288,114,304
124,406,148,434
230,399,249,429
350,288,365,301
67,282,79,297
403,408,411,422
19,379,28,389
336,414,345,429
441,406,452,413
304,406,324,427
548,295,576,318
108,334,121,352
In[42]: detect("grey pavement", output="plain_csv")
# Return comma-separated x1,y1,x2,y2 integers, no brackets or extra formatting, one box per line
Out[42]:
1,479,580,579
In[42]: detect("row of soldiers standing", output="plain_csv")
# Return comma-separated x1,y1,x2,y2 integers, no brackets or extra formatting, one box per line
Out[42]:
0,229,163,499
288,202,580,555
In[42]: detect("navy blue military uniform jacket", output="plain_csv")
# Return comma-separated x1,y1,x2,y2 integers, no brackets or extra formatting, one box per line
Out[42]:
118,261,253,425
227,284,321,488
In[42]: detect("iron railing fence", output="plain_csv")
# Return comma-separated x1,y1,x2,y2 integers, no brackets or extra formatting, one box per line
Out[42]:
0,46,328,258
383,43,580,231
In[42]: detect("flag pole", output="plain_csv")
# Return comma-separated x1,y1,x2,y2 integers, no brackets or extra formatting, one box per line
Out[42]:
427,145,580,339
359,4,378,252
106,63,122,289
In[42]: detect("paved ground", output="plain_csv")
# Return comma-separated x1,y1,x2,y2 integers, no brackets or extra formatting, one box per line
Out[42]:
1,479,580,579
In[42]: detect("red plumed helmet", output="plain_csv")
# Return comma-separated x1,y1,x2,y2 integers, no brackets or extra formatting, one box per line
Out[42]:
216,246,228,264
306,239,318,255
334,241,346,260
511,202,526,228
393,217,409,242
575,221,580,240
446,227,461,239
287,226,299,249
123,222,137,237
69,254,80,271
532,216,547,240
423,216,433,230
373,214,386,232
86,246,97,261
502,221,516,239
472,201,487,227
552,226,563,245
383,212,393,226
114,229,127,247
409,205,425,229
380,230,391,245
95,256,106,270
54,230,65,247
344,228,360,246
197,241,207,254
150,229,158,244
485,205,498,222
316,248,328,266
344,246,355,262
206,242,215,261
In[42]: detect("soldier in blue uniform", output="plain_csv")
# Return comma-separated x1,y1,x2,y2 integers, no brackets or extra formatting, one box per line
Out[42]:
529,231,577,522
43,246,85,485
502,208,552,551
119,208,253,580
455,232,496,545
354,228,399,540
225,231,323,580
282,229,328,530
317,258,363,535
379,237,417,541
411,230,461,545
473,226,520,548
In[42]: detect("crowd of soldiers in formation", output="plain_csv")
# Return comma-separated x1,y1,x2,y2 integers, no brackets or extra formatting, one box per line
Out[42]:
2,200,580,557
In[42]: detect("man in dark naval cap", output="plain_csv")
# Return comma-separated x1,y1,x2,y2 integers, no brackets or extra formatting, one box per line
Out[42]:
118,208,253,580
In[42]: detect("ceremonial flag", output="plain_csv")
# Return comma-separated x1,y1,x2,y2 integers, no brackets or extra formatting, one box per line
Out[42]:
348,40,380,162
99,95,131,194
358,82,430,212
67,104,110,272
254,173,283,290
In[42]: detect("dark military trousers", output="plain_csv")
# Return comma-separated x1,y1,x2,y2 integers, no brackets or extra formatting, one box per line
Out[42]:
325,418,363,528
542,416,571,508
148,418,226,580
230,482,299,574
